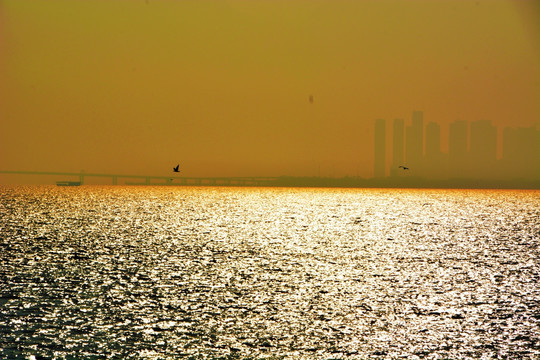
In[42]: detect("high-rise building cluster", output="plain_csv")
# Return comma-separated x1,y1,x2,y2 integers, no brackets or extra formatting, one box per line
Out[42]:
374,111,540,180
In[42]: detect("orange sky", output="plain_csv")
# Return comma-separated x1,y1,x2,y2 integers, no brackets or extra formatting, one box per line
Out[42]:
0,0,538,180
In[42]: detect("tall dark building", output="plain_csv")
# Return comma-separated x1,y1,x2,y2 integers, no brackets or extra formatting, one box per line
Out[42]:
425,122,441,159
374,119,386,178
405,111,424,170
449,120,468,175
391,119,404,176
470,120,497,178
502,126,540,180
425,121,443,178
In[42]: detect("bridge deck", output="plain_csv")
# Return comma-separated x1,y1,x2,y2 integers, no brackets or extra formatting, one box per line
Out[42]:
0,170,278,186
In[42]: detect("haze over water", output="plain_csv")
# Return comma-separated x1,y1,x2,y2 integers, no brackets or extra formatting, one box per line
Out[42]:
1,186,539,359
1,0,539,180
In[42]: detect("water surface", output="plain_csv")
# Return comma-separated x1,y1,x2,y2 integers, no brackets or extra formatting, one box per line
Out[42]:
1,186,539,359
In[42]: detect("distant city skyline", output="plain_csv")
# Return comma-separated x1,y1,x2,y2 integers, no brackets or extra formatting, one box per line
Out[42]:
374,111,540,181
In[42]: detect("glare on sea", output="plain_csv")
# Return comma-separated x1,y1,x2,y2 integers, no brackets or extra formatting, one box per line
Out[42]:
0,186,538,359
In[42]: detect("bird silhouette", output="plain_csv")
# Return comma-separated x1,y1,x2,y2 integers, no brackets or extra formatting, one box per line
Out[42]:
173,164,180,172
398,166,409,170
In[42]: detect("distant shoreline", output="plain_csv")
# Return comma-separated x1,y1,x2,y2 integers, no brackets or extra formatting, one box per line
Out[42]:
267,176,540,190
1,171,538,190
123,175,539,190
62,176,540,190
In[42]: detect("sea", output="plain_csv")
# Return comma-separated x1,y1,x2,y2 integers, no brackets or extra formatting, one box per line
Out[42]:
0,185,539,359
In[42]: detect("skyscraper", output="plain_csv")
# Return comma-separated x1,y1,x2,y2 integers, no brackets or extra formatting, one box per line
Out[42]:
470,120,497,178
425,121,442,178
425,122,441,160
502,126,540,180
391,119,404,176
374,119,386,178
405,110,423,170
449,120,468,175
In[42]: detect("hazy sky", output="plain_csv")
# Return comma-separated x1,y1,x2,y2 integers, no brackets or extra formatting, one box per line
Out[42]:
1,0,539,180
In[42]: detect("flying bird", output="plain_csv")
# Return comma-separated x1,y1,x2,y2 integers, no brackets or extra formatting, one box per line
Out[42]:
398,166,409,170
173,164,180,173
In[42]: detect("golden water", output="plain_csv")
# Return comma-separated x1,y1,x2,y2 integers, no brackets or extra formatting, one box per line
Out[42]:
1,186,539,359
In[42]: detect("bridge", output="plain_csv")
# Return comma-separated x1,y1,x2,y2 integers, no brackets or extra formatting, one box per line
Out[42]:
0,170,279,187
